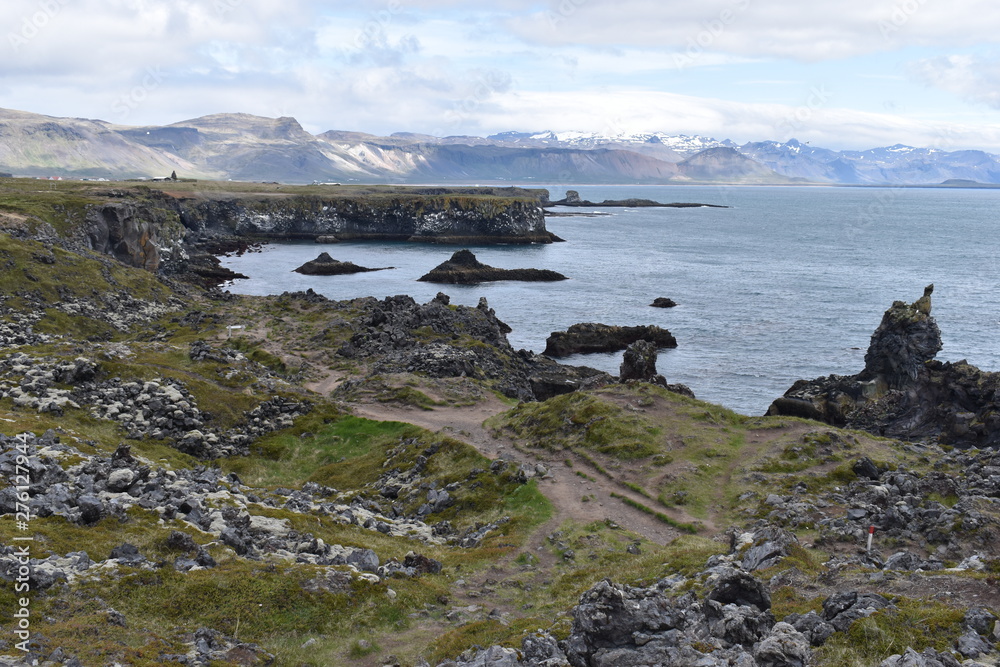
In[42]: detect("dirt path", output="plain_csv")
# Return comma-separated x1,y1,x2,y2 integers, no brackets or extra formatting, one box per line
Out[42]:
350,398,687,546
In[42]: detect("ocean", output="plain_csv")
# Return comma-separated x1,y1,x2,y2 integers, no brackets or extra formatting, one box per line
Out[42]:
218,185,1000,416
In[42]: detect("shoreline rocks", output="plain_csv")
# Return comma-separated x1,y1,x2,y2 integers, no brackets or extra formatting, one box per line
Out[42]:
544,323,678,357
417,249,567,284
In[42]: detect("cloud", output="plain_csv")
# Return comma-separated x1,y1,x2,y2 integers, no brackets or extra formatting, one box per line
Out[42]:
506,0,1000,61
2,0,1000,152
473,88,1000,151
909,54,1000,109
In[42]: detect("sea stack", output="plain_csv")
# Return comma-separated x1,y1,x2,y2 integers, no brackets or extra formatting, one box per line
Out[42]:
417,249,567,284
292,252,392,275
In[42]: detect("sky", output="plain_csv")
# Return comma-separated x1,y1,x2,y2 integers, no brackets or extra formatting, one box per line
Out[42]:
3,0,1000,151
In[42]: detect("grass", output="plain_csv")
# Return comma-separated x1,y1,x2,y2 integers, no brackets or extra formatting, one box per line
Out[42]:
623,481,652,498
222,414,416,488
815,598,966,666
426,618,544,665
609,493,699,534
487,391,662,460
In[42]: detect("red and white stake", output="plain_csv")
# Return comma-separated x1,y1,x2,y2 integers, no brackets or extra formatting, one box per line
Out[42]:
866,525,875,552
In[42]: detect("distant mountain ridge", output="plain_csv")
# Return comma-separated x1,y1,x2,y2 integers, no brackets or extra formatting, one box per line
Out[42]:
2,107,999,186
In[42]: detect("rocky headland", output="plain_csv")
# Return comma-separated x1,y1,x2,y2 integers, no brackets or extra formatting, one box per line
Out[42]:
55,181,559,287
0,178,997,667
293,252,392,276
767,285,1000,448
417,249,567,284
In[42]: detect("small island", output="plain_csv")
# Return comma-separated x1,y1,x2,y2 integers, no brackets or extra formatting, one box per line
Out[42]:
417,249,567,284
293,252,393,275
548,189,729,208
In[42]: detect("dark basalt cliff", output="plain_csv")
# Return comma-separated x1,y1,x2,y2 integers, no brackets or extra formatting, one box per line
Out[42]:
768,285,1000,448
72,185,556,285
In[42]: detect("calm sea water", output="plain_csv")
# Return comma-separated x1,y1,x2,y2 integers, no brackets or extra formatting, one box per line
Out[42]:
219,185,1000,415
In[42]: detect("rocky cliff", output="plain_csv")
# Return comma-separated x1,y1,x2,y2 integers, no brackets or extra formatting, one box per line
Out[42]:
28,182,556,281
175,193,552,245
82,199,188,273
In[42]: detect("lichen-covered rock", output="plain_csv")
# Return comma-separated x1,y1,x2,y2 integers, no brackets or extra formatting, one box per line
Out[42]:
620,339,660,382
752,622,812,667
330,292,608,401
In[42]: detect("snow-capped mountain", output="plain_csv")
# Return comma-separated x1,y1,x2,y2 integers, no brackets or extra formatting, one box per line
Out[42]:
3,106,1000,185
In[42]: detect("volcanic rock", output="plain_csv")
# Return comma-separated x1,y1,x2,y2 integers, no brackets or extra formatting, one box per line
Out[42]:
544,323,677,357
650,297,678,308
417,249,566,284
293,252,391,275
767,286,1000,448
619,340,662,383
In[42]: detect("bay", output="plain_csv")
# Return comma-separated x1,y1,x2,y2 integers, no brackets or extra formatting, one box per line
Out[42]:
219,185,1000,416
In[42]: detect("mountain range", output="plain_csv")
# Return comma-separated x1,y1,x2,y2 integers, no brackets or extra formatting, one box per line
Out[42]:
3,107,1000,186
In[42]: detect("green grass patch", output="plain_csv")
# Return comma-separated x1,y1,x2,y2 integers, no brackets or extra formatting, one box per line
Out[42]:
610,493,698,534
223,414,417,488
375,385,443,410
426,618,544,665
488,392,661,460
815,598,966,666
623,481,652,498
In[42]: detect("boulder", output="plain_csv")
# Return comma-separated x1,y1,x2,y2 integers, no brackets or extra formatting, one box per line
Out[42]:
619,340,661,383
417,249,567,284
753,622,812,667
650,297,678,308
822,592,893,632
544,323,677,357
523,352,613,400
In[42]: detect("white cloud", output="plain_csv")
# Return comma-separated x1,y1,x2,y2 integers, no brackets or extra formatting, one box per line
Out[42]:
910,54,1000,109
473,88,1000,151
506,0,1000,61
2,0,1000,153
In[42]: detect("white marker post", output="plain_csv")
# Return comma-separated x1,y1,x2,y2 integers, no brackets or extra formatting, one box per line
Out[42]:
866,525,875,552
227,325,244,339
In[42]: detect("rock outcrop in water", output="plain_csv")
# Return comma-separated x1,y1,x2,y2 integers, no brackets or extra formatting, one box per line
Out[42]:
550,189,728,208
767,285,1000,448
544,323,678,357
417,249,567,284
292,252,391,275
